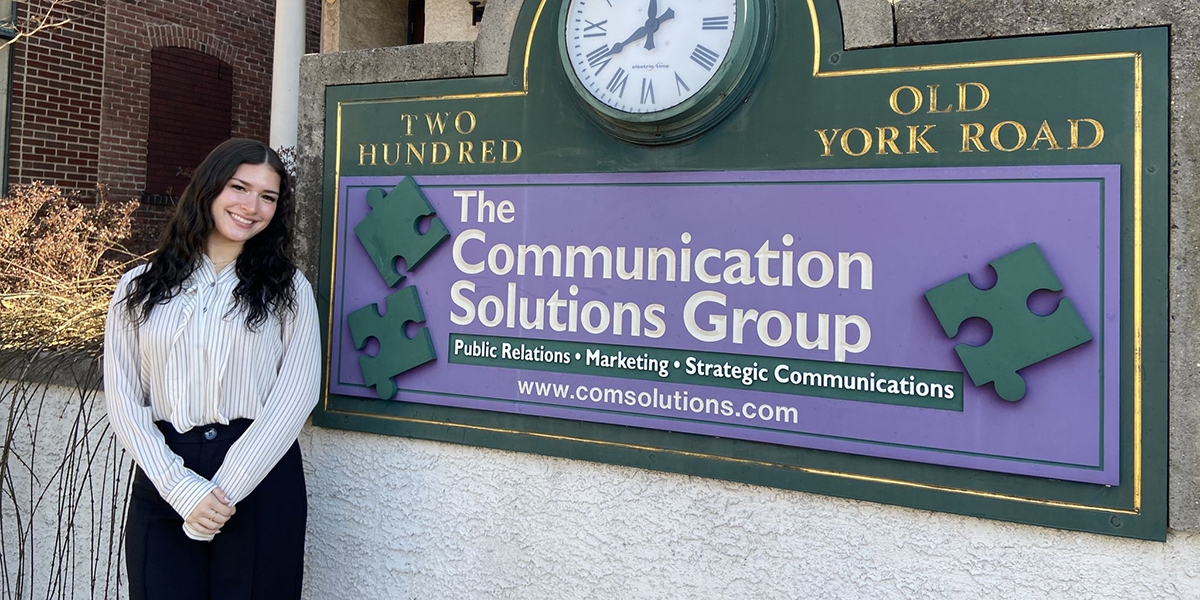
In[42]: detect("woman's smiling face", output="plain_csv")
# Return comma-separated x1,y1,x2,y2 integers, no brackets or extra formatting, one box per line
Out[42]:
208,162,281,251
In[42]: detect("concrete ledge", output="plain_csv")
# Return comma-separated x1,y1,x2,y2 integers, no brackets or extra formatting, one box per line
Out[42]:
301,42,475,88
293,42,476,278
840,0,895,49
0,350,101,392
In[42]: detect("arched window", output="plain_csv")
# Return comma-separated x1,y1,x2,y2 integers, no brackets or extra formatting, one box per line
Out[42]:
143,47,232,203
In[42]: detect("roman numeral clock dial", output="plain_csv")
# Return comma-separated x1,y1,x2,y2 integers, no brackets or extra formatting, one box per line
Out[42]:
559,0,769,144
566,0,735,113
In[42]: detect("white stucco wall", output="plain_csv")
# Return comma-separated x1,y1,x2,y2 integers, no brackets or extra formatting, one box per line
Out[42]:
300,424,1200,599
0,381,131,600
7,381,1200,599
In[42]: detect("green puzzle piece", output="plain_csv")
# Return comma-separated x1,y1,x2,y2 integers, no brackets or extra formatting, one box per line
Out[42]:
924,243,1092,402
353,177,450,287
348,286,437,400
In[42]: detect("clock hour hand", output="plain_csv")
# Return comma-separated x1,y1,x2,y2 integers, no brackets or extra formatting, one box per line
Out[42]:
605,2,675,57
643,7,674,50
605,23,653,57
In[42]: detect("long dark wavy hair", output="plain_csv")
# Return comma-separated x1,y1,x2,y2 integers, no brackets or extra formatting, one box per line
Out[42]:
124,138,297,331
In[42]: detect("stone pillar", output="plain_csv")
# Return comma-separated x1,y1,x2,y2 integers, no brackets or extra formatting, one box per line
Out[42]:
321,0,410,52
424,0,481,43
271,0,306,149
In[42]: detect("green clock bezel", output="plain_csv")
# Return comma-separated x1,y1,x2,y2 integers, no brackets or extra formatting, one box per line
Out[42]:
558,0,775,145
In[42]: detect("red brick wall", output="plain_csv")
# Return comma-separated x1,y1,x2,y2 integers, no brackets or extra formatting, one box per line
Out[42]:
7,0,323,250
98,0,324,248
102,3,276,243
307,0,322,53
7,0,105,194
145,47,233,198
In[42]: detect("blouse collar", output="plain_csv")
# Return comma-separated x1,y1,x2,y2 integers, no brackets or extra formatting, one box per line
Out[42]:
196,254,241,286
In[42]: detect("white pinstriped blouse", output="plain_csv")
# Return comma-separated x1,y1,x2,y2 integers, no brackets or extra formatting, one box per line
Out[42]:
103,256,320,541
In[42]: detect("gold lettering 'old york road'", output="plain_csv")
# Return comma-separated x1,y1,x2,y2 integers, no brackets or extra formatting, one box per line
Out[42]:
814,82,1105,157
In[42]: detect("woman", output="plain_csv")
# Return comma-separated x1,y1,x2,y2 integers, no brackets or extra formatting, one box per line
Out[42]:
104,138,320,598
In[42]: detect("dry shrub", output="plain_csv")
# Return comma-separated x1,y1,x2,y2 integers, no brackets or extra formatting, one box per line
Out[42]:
0,182,141,599
0,182,141,354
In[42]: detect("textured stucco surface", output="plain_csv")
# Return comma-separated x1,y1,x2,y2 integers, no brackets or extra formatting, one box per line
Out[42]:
299,425,1200,600
7,383,1200,599
0,382,131,599
892,0,1200,535
5,384,1200,599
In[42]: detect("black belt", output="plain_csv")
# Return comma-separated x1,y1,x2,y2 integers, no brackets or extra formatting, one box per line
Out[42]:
154,419,252,444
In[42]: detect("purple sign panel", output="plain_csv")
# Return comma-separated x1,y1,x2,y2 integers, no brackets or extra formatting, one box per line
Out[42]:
329,166,1121,485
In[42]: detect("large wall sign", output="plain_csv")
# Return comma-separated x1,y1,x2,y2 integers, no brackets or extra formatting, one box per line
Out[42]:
317,0,1167,539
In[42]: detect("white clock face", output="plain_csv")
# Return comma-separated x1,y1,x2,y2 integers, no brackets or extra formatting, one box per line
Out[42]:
564,0,738,114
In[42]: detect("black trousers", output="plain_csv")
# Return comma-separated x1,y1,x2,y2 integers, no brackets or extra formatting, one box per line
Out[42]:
125,420,306,600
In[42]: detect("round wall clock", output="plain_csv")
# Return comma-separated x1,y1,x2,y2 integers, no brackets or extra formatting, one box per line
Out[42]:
560,0,774,145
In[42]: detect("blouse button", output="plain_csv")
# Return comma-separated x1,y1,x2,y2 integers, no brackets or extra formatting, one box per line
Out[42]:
203,427,217,441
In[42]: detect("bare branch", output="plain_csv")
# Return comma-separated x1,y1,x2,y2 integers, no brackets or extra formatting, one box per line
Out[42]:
0,0,100,51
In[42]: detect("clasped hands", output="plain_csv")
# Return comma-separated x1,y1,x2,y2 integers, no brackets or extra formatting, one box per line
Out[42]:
185,488,236,536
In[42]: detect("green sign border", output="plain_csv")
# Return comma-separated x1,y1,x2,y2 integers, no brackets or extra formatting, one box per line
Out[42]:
313,0,1169,540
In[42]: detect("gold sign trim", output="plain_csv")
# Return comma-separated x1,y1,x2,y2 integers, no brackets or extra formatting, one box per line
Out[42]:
331,409,1140,515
